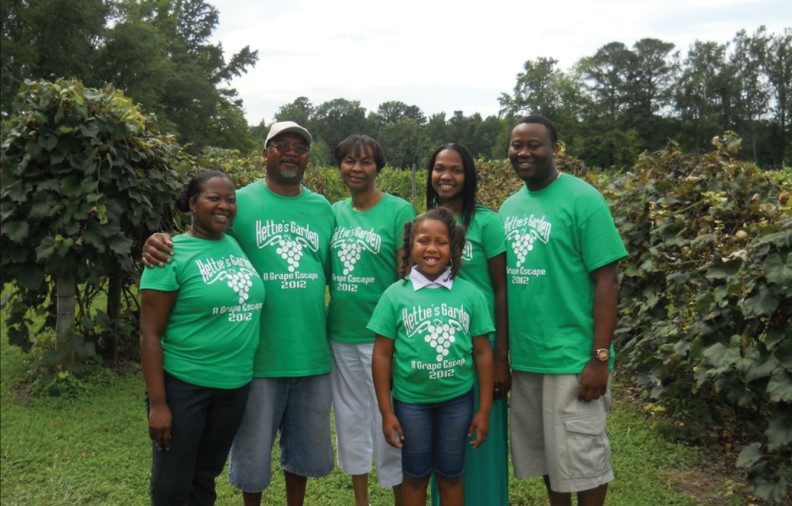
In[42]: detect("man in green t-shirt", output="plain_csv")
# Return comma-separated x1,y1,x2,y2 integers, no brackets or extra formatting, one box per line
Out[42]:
499,115,627,506
142,121,334,506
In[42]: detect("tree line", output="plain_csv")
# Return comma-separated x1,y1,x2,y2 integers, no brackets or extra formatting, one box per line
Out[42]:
2,1,789,169
264,27,790,170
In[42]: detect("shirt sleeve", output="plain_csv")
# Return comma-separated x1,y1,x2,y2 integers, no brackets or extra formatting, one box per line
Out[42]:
469,287,495,337
139,260,180,291
481,211,507,259
579,194,628,272
366,288,398,339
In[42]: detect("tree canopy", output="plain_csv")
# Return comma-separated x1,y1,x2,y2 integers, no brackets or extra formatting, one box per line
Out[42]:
1,0,258,153
1,78,190,374
498,27,790,168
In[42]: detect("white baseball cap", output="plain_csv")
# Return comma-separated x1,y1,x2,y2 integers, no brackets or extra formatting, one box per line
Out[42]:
264,121,312,146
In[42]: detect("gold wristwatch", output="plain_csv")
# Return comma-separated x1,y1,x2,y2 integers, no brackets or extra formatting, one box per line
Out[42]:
593,348,610,362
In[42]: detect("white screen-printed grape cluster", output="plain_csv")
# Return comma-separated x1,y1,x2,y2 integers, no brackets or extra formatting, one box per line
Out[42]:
337,241,363,275
511,231,536,267
423,320,457,362
226,269,254,304
276,236,304,272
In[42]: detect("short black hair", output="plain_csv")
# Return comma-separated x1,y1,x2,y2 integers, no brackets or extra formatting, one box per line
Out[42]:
516,115,558,145
334,134,386,172
175,170,232,212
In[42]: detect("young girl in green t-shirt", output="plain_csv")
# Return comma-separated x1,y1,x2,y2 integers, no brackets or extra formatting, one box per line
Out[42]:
369,207,494,506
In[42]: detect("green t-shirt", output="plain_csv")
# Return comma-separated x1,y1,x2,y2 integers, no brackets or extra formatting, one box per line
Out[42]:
327,194,415,344
233,181,335,377
499,174,627,374
457,205,506,340
139,234,265,389
367,277,494,404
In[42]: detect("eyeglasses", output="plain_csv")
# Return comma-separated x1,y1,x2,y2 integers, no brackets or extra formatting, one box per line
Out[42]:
268,142,310,155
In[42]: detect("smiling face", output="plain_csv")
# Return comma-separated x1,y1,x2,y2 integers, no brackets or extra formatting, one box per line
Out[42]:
264,132,310,185
339,146,378,194
430,149,465,206
411,218,451,281
190,176,237,239
508,122,559,190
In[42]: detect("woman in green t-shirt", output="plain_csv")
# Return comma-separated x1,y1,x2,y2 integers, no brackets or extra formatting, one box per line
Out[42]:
426,143,510,506
139,171,265,505
327,135,415,506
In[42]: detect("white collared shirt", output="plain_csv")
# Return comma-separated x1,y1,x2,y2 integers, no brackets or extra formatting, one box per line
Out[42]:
409,265,454,291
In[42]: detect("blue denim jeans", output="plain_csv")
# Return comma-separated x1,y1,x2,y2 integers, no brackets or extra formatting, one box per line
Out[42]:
393,390,474,480
228,375,334,492
147,373,250,506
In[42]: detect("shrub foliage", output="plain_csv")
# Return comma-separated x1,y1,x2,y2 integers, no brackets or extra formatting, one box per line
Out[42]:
1,79,190,384
606,134,791,503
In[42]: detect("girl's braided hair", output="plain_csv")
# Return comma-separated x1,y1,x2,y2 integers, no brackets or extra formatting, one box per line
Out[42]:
399,207,466,283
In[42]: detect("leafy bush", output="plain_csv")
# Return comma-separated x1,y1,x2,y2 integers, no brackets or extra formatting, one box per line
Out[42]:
196,146,265,188
610,133,791,503
1,79,190,384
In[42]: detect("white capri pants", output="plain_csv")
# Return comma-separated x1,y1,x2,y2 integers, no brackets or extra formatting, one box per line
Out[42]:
330,340,402,488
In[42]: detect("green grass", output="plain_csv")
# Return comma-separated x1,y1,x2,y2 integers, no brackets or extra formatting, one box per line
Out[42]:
1,323,746,505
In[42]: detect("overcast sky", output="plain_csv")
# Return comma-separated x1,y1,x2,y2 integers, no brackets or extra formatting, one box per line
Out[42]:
208,0,791,125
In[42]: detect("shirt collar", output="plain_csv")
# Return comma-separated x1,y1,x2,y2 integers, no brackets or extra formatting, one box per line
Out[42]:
409,265,454,291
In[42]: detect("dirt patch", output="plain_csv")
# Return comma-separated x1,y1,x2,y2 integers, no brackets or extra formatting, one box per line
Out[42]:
665,457,757,505
617,383,775,506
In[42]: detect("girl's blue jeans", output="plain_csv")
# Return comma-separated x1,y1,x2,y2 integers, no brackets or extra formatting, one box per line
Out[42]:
393,389,473,480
